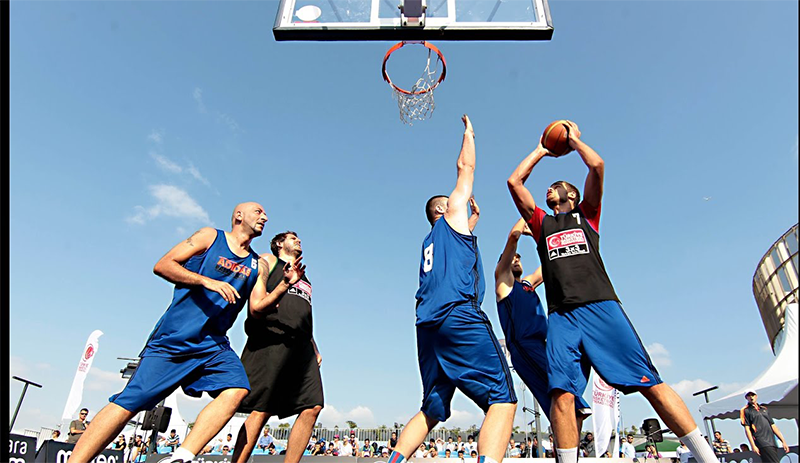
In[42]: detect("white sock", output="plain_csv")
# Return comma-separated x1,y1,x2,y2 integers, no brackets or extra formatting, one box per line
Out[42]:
556,447,578,463
679,428,717,463
170,447,196,462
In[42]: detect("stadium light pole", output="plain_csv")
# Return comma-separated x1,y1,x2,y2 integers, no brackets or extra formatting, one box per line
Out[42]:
10,376,43,431
693,385,719,437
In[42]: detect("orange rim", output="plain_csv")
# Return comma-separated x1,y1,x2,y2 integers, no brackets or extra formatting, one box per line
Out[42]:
382,41,447,96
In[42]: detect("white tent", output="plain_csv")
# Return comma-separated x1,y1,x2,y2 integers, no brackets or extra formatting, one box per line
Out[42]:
699,303,798,423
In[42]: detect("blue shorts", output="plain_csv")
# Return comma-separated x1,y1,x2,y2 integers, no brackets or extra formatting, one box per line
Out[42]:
417,305,517,422
547,301,662,395
508,338,591,420
110,347,250,412
547,300,662,396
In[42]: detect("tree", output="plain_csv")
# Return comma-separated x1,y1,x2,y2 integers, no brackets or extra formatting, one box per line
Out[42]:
279,423,291,429
346,421,358,429
630,425,638,435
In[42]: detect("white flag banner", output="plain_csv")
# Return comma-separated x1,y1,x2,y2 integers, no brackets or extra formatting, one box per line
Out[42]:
62,330,104,420
592,372,619,457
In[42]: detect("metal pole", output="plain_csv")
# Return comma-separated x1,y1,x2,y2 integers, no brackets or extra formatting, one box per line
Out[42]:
10,376,43,430
521,382,528,456
693,386,719,437
533,400,542,457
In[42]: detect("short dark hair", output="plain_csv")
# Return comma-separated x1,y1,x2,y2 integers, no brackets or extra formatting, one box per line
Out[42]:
425,195,448,225
170,429,176,433
551,180,581,205
270,231,298,256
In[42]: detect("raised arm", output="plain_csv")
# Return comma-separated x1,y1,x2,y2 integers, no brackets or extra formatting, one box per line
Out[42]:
507,141,552,223
444,115,476,235
565,121,604,210
248,254,306,317
467,196,480,231
495,219,526,301
153,227,241,304
522,266,543,289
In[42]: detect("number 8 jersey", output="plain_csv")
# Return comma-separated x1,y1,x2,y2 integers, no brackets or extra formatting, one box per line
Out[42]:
415,217,485,327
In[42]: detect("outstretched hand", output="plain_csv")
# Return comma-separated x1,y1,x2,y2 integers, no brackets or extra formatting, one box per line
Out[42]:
469,196,480,215
282,256,306,285
462,114,475,138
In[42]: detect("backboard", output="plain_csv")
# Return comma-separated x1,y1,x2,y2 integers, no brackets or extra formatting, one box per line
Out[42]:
273,0,553,41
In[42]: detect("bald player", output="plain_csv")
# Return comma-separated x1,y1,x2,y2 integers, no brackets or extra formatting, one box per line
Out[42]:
69,202,302,463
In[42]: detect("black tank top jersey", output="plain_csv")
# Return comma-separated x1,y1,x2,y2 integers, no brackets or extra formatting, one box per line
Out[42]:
244,258,313,343
527,201,618,313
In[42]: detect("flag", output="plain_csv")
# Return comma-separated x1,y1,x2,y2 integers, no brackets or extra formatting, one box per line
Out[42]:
592,372,619,457
62,330,103,420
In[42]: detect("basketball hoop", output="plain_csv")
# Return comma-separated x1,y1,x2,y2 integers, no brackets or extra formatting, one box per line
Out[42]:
382,41,447,125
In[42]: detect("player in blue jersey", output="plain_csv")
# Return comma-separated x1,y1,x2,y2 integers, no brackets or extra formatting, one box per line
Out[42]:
69,202,305,463
507,121,718,463
387,115,517,463
495,218,592,421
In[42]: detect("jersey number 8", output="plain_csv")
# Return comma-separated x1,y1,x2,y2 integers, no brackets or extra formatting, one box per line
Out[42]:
423,244,434,272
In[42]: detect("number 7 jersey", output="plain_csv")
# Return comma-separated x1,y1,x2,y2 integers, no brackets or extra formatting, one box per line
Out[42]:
527,201,618,314
415,217,485,327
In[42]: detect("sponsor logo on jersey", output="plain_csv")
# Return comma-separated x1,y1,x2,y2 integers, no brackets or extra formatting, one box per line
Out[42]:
289,279,312,304
546,229,589,260
216,256,253,280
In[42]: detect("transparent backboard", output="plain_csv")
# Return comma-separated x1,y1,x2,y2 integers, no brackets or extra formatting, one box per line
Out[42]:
274,0,553,41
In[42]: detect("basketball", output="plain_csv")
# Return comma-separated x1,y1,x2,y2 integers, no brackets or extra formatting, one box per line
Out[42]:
542,120,572,156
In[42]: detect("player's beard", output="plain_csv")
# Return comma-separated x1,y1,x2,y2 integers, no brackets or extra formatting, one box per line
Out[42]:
512,268,523,279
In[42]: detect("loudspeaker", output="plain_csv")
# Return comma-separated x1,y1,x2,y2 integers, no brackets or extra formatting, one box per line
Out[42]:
141,406,172,432
641,418,663,442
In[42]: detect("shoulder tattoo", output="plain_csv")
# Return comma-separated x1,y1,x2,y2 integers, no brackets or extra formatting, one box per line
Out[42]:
185,230,202,247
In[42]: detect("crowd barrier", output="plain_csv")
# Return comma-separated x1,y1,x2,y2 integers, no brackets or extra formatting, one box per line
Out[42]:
9,435,796,463
9,434,124,463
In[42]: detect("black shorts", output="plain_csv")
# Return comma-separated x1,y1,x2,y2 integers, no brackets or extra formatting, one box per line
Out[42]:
758,445,782,463
238,338,324,418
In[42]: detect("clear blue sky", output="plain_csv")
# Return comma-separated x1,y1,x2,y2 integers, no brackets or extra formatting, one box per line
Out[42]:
9,0,799,448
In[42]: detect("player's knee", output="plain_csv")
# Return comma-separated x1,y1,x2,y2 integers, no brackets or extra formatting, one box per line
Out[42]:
305,405,323,417
220,387,250,405
551,390,575,409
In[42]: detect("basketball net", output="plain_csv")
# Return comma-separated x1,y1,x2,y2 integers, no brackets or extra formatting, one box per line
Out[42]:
391,48,442,125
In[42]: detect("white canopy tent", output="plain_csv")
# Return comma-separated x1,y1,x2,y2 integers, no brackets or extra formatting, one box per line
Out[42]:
699,304,798,424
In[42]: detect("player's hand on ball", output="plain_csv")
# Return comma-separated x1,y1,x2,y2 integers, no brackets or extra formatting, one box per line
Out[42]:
564,120,581,147
462,114,475,138
537,136,562,158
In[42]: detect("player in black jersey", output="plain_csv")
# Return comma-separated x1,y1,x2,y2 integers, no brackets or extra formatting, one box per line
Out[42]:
507,121,717,463
231,231,324,463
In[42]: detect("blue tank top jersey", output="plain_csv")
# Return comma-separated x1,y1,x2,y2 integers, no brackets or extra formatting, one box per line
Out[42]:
415,217,485,327
497,280,548,344
142,229,260,357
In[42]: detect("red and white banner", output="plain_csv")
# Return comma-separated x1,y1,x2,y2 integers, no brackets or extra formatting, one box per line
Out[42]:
62,330,103,420
592,372,620,457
